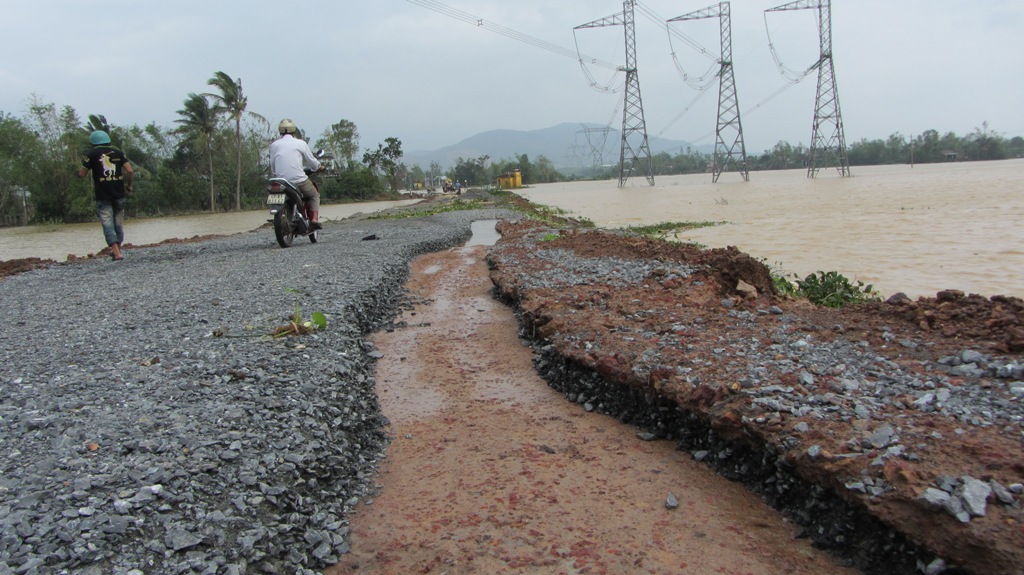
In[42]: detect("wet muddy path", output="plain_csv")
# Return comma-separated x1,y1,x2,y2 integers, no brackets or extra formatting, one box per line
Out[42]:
327,245,863,575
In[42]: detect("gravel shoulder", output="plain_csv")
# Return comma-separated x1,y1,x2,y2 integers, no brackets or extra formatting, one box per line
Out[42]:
0,206,513,574
4,188,1023,574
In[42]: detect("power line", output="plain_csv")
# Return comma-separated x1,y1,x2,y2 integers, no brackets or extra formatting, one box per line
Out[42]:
636,2,718,64
766,0,850,177
763,11,818,82
405,0,618,70
653,80,716,139
669,2,749,183
406,0,848,166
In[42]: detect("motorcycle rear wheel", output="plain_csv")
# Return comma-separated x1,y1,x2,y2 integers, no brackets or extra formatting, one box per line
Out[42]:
274,205,295,248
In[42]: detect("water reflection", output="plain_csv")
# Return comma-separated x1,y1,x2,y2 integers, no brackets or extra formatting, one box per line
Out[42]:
465,219,500,247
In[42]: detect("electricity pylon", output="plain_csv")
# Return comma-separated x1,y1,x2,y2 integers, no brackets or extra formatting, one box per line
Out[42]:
767,0,850,177
669,2,748,182
576,1,655,187
578,125,613,170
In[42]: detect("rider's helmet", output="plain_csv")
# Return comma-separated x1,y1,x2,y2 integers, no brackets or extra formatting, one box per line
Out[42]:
278,119,298,135
89,130,111,145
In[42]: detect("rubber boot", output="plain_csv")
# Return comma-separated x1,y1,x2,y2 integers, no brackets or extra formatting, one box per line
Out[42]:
309,210,322,230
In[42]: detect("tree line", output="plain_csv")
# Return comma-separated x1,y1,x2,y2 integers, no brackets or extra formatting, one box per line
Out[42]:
402,153,563,192
0,72,413,227
2,75,1021,227
0,71,567,227
591,123,1023,179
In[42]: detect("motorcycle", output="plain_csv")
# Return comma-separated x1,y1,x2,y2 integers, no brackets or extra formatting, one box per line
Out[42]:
266,153,327,248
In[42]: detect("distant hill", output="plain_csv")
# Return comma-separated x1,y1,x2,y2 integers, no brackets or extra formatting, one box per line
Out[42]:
403,123,699,172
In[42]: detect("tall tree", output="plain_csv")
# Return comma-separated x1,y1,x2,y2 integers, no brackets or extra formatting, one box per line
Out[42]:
315,120,360,165
206,72,264,210
24,97,91,222
0,113,41,224
450,155,490,186
81,114,111,139
175,93,218,211
362,137,404,192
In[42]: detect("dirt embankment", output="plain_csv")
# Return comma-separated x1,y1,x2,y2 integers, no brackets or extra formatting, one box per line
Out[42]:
330,244,863,575
484,220,1024,575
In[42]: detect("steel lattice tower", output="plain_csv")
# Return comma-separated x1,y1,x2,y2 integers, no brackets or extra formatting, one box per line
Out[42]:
579,125,613,170
576,1,654,187
767,0,850,177
669,2,748,182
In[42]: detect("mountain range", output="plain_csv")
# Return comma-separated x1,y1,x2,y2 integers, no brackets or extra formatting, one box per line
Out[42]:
403,123,701,172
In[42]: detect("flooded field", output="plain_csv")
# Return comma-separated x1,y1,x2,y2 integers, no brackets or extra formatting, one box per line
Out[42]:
520,159,1024,299
0,199,420,262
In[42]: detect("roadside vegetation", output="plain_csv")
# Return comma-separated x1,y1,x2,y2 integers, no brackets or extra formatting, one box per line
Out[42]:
624,220,726,240
4,76,1020,228
773,269,881,308
0,82,408,226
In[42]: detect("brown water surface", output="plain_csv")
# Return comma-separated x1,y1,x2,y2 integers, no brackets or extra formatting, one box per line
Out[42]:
0,199,419,262
519,160,1024,299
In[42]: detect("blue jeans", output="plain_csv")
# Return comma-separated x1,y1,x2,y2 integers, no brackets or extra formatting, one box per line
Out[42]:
96,199,126,246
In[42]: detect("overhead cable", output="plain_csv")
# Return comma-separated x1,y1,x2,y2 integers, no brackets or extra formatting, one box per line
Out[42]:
406,0,618,70
653,80,717,139
763,12,819,83
636,1,718,64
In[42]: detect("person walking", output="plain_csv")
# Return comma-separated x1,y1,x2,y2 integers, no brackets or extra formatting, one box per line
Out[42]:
78,130,134,261
269,119,323,230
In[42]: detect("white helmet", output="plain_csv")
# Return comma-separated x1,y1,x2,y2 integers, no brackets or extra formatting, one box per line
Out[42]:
278,119,298,135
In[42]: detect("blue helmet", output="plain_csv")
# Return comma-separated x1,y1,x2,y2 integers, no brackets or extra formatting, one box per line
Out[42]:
89,130,111,145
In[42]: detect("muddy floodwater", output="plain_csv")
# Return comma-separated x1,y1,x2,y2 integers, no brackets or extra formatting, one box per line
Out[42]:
0,199,420,262
519,159,1024,300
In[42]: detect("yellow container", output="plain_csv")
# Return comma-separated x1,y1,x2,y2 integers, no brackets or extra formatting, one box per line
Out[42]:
513,169,522,188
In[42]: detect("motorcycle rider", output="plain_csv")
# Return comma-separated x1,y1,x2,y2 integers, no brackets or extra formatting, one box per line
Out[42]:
269,119,323,230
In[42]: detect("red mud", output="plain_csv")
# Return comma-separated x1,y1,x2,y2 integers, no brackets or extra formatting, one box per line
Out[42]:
483,220,1024,574
329,244,861,575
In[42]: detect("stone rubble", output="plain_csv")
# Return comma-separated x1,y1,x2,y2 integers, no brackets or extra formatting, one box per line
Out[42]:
486,220,1024,575
0,208,513,574
4,190,1024,575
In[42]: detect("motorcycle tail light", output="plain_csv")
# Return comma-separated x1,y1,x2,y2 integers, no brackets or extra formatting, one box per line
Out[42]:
268,182,284,192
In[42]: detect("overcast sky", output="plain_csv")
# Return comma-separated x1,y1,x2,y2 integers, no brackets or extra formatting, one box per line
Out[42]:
4,1,1022,161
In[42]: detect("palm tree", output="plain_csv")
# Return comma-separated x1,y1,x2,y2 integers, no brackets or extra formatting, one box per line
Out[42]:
175,93,218,212
206,72,265,210
81,114,111,140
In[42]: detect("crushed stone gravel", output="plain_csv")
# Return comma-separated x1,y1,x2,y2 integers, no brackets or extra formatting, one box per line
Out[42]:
0,209,513,575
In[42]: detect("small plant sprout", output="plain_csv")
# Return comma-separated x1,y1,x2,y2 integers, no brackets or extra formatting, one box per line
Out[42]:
274,288,328,337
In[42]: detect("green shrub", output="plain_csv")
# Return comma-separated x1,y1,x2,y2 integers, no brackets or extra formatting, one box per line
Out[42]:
795,271,880,308
772,274,799,297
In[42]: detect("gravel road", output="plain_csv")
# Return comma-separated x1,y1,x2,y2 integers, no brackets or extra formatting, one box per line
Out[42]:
0,208,512,575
